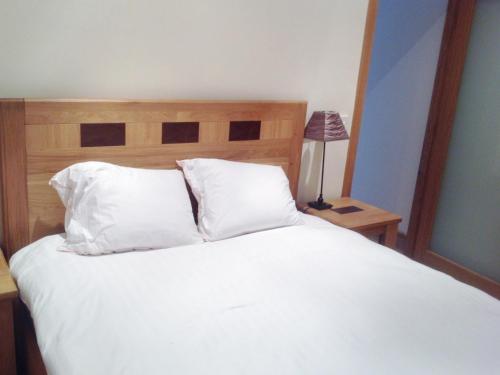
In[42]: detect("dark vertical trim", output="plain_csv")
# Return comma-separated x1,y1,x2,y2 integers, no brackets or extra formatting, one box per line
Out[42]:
0,100,30,259
407,0,476,259
405,1,499,298
342,0,379,196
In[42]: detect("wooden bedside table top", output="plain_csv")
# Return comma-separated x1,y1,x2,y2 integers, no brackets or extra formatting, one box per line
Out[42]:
0,250,17,301
298,197,401,231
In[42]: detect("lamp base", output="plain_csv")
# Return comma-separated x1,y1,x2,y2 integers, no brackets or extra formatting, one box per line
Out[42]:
308,200,332,210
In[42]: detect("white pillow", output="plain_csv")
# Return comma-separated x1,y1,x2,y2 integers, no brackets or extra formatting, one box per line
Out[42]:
177,158,301,241
50,162,202,255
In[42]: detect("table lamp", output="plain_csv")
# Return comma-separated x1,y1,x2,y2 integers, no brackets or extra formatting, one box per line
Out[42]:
304,111,349,210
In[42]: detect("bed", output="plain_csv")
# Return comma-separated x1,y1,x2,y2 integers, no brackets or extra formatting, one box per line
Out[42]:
8,214,500,375
1,99,499,375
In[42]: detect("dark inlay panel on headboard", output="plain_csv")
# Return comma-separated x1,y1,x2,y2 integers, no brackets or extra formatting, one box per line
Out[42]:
80,123,126,147
229,121,261,141
162,122,200,144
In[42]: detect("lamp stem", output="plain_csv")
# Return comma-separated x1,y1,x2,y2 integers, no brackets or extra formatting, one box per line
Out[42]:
319,141,326,203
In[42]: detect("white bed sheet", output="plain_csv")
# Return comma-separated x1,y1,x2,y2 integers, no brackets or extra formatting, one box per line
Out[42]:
10,214,500,375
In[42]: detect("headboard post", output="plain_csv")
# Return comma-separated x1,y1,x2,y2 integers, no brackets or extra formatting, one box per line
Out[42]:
0,100,30,259
288,102,307,198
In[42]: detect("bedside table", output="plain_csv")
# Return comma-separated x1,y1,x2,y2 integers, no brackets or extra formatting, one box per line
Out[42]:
0,250,18,375
298,198,402,249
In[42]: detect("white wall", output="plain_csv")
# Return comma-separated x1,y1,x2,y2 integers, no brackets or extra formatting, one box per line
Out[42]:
351,0,447,233
0,0,369,208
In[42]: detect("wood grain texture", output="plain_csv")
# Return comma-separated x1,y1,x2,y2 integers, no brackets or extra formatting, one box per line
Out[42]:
199,122,229,144
423,251,500,299
2,99,306,375
26,124,80,151
0,251,18,301
26,140,291,174
125,123,162,146
341,0,378,196
298,197,401,248
287,102,307,198
16,100,307,244
381,223,398,249
0,100,30,259
260,120,295,140
299,197,401,231
25,100,305,124
0,251,17,375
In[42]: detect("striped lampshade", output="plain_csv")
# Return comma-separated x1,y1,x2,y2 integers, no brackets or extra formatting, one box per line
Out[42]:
304,111,349,142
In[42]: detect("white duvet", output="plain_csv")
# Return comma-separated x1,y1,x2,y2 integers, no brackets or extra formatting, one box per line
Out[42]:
10,215,500,375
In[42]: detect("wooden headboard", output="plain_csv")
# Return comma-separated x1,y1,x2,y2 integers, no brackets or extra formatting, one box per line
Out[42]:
0,99,306,258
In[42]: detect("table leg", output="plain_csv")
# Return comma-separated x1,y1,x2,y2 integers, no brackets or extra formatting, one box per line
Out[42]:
381,223,398,249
